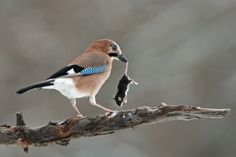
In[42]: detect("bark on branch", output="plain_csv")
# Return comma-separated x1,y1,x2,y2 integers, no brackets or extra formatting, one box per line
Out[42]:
0,103,231,152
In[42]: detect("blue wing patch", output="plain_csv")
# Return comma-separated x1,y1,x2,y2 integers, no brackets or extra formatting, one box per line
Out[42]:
79,65,106,76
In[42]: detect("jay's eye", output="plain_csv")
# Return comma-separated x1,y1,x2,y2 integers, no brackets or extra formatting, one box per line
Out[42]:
110,44,118,51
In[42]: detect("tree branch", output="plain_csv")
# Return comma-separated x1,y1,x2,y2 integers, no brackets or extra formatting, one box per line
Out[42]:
0,103,231,152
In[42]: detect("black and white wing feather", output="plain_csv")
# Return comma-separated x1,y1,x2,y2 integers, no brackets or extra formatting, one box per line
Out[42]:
47,65,85,79
47,64,106,79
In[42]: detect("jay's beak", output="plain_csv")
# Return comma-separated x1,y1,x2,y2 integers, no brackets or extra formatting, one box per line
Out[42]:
118,54,128,63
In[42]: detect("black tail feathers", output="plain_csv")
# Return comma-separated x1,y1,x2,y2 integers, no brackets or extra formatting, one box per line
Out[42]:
16,80,54,94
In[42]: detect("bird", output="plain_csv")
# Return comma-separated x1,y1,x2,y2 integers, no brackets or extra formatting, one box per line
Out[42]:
16,39,128,117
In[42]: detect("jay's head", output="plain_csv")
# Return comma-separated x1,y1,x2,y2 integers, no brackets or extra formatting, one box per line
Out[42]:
86,39,128,63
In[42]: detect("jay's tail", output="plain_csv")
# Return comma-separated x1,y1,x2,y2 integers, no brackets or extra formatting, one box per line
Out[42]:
16,80,54,94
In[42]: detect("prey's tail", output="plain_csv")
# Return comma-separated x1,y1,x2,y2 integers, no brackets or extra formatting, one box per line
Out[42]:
16,79,54,94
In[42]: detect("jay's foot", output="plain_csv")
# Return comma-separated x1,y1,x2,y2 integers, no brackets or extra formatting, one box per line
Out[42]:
105,110,118,118
76,113,85,118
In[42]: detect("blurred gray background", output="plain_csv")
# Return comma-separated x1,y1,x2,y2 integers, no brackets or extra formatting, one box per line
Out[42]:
0,0,236,157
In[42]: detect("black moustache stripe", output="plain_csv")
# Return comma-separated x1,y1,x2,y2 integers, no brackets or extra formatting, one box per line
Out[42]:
108,53,118,57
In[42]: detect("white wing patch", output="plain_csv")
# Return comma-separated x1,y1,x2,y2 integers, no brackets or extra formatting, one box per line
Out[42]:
67,69,76,75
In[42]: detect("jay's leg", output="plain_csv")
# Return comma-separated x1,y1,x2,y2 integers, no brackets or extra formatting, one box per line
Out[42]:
70,98,84,117
89,96,113,112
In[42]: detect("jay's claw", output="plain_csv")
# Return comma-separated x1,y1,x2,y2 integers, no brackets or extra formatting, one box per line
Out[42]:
76,113,85,118
105,110,118,118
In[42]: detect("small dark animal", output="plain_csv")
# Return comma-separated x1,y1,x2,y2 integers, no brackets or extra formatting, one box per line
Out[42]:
113,74,138,106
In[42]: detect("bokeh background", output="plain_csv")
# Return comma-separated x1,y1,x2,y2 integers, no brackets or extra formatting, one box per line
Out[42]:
0,0,236,157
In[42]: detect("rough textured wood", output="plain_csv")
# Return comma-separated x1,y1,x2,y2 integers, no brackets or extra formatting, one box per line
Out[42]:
0,103,230,152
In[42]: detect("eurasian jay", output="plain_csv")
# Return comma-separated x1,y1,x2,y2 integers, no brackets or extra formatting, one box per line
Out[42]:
16,39,127,117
